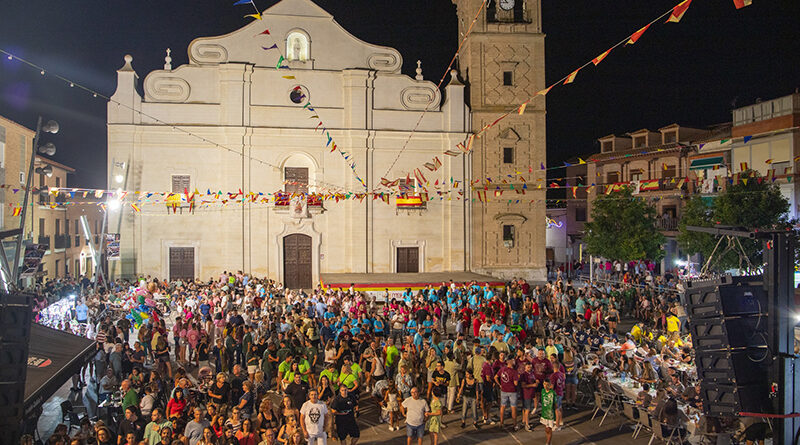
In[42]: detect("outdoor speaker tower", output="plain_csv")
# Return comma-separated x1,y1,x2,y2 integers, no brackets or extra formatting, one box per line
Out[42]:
683,276,771,416
0,292,33,445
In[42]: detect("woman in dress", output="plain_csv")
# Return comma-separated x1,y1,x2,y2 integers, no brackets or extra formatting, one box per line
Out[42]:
426,392,443,445
383,381,401,431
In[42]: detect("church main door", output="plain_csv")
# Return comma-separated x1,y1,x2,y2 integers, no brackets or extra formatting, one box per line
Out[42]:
283,234,312,290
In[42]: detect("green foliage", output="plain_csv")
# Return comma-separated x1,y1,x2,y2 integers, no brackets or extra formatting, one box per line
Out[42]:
677,170,790,271
584,187,665,262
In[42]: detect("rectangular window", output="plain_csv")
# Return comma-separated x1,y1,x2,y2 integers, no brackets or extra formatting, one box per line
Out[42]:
503,147,514,164
65,219,69,237
772,161,790,175
284,167,309,194
503,71,513,86
55,176,61,188
55,219,61,236
55,260,60,277
663,131,677,143
502,224,515,248
607,171,620,183
601,141,612,153
630,170,642,182
633,137,646,148
39,218,45,237
575,207,587,222
39,172,45,187
663,165,677,178
171,174,191,193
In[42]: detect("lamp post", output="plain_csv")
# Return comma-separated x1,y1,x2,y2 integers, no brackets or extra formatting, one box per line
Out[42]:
11,117,59,286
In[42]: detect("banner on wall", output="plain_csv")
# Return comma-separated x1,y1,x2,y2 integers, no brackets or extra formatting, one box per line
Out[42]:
106,233,120,260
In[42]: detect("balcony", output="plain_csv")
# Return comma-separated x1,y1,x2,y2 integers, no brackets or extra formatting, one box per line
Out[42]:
38,235,50,248
54,234,70,249
656,216,678,232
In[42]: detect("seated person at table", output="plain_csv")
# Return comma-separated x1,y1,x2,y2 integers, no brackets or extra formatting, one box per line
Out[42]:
636,383,653,408
666,373,685,398
637,361,658,385
658,397,689,439
682,384,701,408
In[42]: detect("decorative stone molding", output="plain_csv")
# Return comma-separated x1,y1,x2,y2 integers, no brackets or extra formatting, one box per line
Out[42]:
189,42,228,65
368,52,402,72
144,75,191,102
400,86,440,110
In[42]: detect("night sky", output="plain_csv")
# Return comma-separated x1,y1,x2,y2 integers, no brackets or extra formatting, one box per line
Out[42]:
0,0,798,189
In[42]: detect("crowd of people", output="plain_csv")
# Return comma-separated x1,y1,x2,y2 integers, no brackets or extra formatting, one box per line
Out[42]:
25,268,769,445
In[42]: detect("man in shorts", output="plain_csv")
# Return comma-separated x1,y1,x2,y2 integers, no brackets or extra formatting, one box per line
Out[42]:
519,361,537,430
494,358,520,430
400,387,429,445
330,385,359,445
540,380,556,445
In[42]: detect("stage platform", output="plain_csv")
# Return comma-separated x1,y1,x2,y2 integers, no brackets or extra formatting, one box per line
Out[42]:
320,272,505,295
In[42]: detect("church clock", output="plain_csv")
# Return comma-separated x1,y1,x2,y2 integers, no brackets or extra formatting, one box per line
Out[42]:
452,0,547,281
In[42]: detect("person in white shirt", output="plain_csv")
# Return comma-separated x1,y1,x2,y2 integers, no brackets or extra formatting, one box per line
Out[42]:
300,389,329,445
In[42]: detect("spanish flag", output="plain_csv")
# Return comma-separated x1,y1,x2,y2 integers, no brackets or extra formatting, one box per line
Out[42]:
517,101,528,115
537,85,555,96
563,68,580,85
12,207,21,217
732,0,752,9
592,48,612,66
131,203,141,213
666,0,693,23
626,24,651,45
740,162,749,171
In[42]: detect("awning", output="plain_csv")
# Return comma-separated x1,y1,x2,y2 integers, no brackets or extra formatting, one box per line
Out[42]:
24,323,95,417
690,156,724,170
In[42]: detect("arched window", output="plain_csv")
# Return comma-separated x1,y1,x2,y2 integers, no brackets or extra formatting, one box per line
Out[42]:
286,32,309,61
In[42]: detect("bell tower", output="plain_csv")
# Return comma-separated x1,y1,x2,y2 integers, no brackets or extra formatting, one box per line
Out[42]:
453,0,547,281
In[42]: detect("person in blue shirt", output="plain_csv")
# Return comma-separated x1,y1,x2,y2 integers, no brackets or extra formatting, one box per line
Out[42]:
575,295,586,318
406,318,418,336
412,331,424,349
422,316,434,336
373,317,385,337
490,320,506,335
324,309,336,320
349,319,361,335
75,300,89,323
402,288,413,307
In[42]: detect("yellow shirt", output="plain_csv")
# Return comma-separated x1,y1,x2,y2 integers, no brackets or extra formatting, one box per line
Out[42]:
631,325,643,342
666,315,680,333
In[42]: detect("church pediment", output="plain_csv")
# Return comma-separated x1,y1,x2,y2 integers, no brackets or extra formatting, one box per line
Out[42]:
186,0,401,73
498,127,522,142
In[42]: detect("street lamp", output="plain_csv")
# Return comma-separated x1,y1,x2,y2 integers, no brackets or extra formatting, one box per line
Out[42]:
35,165,53,177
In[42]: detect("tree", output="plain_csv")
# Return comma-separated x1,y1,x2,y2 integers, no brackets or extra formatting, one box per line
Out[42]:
584,186,665,262
677,169,790,271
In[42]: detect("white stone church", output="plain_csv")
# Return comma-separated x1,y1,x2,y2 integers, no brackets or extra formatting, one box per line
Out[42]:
107,0,547,287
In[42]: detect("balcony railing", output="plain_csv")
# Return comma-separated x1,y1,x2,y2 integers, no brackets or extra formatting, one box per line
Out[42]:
38,235,50,248
656,217,678,231
54,234,70,249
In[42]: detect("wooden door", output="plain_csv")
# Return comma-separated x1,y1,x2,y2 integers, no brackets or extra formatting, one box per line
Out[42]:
396,247,419,273
284,234,312,289
169,247,195,281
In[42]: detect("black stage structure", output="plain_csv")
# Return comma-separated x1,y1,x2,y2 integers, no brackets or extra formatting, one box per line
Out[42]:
684,226,799,444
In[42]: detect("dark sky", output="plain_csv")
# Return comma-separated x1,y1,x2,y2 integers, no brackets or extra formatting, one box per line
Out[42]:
0,0,798,189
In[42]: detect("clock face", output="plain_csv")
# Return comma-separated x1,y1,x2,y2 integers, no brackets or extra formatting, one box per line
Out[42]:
498,0,515,11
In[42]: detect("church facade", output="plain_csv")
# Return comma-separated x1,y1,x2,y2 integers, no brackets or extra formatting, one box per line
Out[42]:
107,0,546,286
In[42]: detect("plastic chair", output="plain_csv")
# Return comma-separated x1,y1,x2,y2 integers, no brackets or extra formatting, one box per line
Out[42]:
650,420,680,445
621,402,638,435
635,407,652,439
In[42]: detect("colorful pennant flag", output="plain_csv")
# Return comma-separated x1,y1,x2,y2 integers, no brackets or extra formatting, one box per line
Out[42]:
666,0,693,23
244,13,262,20
732,0,752,9
743,135,752,143
233,0,251,4
11,207,21,217
592,48,612,66
276,55,285,69
626,24,651,45
518,101,528,115
563,68,580,85
740,162,748,171
262,44,278,51
258,29,270,35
